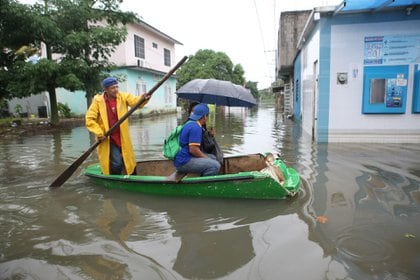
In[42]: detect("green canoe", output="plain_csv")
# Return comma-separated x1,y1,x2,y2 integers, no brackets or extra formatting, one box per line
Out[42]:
84,153,300,199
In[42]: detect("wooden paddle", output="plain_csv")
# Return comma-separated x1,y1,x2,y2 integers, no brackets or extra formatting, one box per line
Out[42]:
49,56,188,188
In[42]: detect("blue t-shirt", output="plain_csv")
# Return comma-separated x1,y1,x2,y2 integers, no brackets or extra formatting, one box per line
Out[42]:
174,120,202,168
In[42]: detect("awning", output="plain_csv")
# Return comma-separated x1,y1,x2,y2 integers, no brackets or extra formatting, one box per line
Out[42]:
335,0,420,13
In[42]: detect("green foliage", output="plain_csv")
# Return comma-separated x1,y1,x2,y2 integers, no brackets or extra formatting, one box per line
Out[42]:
14,104,23,115
258,88,275,101
0,0,38,48
232,64,245,85
57,102,72,118
176,49,246,88
176,49,261,99
0,0,38,100
0,0,136,124
245,81,259,98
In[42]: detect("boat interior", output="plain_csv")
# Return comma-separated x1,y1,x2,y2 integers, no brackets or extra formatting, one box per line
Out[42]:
135,153,268,179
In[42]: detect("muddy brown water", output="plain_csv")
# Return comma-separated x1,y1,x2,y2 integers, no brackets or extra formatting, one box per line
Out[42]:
1,102,419,279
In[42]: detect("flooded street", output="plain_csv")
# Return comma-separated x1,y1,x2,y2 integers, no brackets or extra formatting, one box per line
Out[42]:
1,102,419,279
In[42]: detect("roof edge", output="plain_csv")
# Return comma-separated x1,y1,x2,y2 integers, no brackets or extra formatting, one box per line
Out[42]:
296,6,339,50
134,18,183,46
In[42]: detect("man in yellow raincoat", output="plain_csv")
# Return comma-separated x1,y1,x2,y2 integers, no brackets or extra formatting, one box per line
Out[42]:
86,77,150,175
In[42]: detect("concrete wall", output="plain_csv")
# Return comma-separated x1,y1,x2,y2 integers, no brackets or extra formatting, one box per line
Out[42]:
277,10,311,79
56,89,87,115
8,94,49,118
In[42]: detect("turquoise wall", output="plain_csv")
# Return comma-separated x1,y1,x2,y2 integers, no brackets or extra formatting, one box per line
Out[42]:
57,68,178,116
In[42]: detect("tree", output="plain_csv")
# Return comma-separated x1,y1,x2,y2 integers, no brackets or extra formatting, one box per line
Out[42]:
49,0,136,106
176,49,261,99
176,49,246,88
1,0,135,124
0,0,39,101
245,81,259,98
1,0,65,123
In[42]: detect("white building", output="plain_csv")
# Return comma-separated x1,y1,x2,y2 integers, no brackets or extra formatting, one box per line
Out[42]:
278,0,420,143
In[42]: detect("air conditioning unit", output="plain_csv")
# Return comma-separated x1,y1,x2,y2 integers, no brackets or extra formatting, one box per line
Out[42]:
137,59,145,68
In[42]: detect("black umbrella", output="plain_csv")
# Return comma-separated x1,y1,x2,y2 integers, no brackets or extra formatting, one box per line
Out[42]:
176,78,257,107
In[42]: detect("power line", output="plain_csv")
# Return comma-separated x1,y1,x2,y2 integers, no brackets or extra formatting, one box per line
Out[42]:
253,0,272,85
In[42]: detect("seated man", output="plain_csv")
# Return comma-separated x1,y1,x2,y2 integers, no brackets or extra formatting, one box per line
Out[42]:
174,103,220,176
187,101,223,163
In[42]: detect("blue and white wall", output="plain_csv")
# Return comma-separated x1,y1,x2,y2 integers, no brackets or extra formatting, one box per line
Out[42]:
11,68,179,118
112,68,178,114
296,9,420,143
55,69,178,116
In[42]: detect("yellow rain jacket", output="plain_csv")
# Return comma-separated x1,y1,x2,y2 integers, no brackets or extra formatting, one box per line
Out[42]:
86,92,148,175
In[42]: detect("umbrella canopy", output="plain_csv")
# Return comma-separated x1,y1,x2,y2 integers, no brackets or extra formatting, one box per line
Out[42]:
176,79,257,107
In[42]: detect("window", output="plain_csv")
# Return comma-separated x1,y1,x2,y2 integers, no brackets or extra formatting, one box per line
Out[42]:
136,81,147,96
153,74,161,82
164,85,172,104
134,35,145,59
164,48,171,66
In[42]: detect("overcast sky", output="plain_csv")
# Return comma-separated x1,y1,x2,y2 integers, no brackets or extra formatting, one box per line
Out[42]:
19,0,342,89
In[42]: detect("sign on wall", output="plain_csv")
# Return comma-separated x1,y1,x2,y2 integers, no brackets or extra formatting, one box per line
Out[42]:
364,34,420,65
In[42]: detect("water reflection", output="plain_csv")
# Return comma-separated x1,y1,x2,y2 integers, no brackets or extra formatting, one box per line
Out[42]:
297,143,420,279
91,192,306,279
0,102,419,279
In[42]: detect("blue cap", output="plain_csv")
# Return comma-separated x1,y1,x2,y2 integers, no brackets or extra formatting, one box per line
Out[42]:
189,103,209,121
102,77,118,88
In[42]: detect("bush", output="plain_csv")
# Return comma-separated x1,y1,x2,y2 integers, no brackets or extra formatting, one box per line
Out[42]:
14,104,23,116
57,102,72,118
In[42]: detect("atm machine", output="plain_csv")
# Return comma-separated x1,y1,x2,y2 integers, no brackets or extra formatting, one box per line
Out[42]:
362,65,409,114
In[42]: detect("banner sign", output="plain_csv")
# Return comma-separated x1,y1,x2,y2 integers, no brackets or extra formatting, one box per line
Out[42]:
364,34,420,65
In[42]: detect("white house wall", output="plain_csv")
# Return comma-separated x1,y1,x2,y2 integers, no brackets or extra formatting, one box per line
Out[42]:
111,23,177,73
8,94,49,118
328,19,420,143
301,27,320,138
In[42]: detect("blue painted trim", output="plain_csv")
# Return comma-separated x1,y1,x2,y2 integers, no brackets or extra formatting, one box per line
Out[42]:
294,54,302,120
317,18,332,143
413,64,420,113
341,0,420,12
332,8,420,24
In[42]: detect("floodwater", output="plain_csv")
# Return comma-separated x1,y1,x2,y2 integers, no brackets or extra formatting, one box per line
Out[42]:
0,102,419,280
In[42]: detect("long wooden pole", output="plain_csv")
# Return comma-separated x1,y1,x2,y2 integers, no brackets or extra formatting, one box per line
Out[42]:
49,56,188,188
